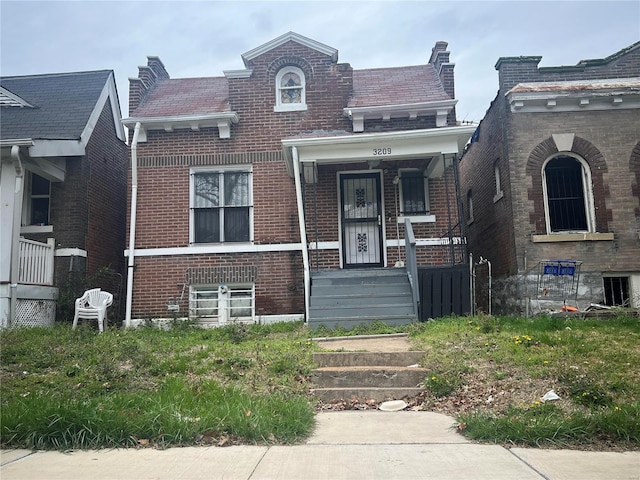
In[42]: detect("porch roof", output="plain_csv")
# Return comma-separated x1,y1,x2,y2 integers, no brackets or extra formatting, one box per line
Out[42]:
281,125,476,177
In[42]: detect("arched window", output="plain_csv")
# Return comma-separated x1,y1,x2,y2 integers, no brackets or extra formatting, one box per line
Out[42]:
542,155,595,233
466,189,474,224
274,66,306,112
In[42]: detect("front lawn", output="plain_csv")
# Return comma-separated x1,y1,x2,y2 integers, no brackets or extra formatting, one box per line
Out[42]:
1,314,638,451
0,321,317,449
409,314,640,450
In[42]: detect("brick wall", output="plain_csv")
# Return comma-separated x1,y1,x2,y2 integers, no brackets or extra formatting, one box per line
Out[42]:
131,251,303,318
459,95,517,277
460,43,640,314
127,39,467,319
85,101,128,277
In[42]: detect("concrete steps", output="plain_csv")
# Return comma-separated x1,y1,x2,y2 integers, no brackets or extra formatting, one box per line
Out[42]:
311,349,427,403
309,268,417,329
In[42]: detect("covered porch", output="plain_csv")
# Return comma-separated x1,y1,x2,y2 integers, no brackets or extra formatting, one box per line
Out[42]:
0,141,62,327
282,126,475,326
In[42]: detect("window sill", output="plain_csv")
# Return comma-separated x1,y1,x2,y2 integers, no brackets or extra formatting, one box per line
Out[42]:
467,218,474,226
493,191,504,203
21,225,53,234
397,215,435,224
531,232,614,243
274,104,307,112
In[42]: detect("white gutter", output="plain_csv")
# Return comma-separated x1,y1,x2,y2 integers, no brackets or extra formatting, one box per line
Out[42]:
291,146,310,322
124,122,141,328
9,145,24,326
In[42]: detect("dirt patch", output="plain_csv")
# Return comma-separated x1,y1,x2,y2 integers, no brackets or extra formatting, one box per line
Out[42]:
314,334,412,353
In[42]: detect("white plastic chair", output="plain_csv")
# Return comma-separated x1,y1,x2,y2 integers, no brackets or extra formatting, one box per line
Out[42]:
72,288,113,333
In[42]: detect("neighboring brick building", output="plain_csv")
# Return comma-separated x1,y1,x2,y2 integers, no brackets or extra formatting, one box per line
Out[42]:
0,70,128,327
123,32,475,327
460,42,640,314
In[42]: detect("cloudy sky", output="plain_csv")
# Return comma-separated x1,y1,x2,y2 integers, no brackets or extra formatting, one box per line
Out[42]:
1,0,639,123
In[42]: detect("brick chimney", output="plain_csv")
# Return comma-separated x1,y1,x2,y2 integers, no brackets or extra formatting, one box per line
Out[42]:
429,41,456,124
494,56,542,93
128,56,169,113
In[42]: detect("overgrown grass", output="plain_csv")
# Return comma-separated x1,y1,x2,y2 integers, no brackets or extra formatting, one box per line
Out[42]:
1,322,316,450
409,314,640,449
3,315,639,450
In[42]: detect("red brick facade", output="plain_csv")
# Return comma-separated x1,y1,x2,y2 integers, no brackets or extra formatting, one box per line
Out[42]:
460,42,640,313
126,34,472,321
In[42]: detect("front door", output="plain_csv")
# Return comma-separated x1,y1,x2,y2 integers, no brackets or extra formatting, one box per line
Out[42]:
340,173,384,268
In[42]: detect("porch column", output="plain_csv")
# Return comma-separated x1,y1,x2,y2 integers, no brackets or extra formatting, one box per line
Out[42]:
291,147,310,322
0,148,25,327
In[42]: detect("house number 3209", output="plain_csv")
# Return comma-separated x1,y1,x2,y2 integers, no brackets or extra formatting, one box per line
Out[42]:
372,148,391,156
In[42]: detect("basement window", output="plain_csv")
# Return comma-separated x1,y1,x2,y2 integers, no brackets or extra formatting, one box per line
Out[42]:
189,284,255,322
603,277,630,307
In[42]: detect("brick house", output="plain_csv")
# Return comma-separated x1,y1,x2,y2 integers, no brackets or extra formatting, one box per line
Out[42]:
459,42,640,314
0,70,128,327
123,32,475,328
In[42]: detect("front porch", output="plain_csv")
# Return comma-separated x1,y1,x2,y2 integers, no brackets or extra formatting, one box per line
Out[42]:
282,126,474,326
0,237,57,328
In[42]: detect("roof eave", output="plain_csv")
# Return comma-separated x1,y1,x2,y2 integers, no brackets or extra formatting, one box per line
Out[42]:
344,99,458,132
122,112,240,140
241,31,338,67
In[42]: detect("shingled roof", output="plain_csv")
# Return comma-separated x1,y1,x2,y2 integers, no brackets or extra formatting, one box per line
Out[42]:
0,70,115,141
128,64,449,118
349,64,450,108
130,77,231,117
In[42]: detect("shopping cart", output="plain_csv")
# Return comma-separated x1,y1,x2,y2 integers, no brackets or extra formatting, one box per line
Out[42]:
534,260,582,313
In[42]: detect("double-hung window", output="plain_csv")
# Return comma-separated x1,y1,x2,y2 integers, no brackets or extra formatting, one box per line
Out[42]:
399,170,428,215
191,168,252,243
23,172,51,226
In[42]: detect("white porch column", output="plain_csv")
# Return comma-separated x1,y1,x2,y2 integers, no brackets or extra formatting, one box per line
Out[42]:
0,149,25,328
291,147,310,322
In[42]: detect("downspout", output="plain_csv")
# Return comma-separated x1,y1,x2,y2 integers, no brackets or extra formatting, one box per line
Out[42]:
291,147,310,322
9,146,24,327
124,122,141,328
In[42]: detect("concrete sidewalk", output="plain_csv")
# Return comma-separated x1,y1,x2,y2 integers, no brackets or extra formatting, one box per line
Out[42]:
2,411,638,480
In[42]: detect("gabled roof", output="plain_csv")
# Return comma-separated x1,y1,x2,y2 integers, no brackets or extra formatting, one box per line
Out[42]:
242,31,338,66
130,77,231,117
128,63,452,119
349,65,451,107
0,70,124,143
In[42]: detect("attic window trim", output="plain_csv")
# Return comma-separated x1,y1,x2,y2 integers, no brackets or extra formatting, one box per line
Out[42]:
274,66,307,113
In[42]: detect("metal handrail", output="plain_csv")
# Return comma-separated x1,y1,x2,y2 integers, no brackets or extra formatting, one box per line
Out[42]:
404,218,420,317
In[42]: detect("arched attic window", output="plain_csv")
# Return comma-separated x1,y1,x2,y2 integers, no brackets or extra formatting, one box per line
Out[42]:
274,66,306,112
542,154,595,233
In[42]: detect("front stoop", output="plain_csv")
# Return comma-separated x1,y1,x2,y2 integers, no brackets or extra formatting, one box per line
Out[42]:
311,351,427,402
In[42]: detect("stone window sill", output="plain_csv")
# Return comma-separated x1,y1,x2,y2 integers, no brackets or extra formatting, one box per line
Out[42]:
397,215,436,224
274,104,307,113
493,191,504,203
531,232,614,243
21,225,54,234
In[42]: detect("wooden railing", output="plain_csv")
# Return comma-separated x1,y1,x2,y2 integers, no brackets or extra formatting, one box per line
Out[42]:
18,237,55,285
404,218,420,317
